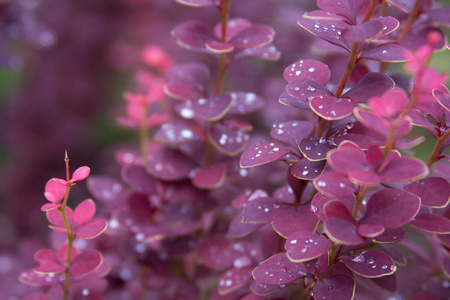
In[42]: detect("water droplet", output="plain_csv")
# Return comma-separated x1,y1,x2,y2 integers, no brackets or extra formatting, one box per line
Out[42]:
302,170,309,176
296,70,301,76
198,98,207,105
264,207,270,213
382,50,387,54
180,107,194,119
319,137,326,143
351,253,365,263
382,265,388,270
294,87,300,91
443,281,450,288
301,247,307,253
339,183,346,188
307,85,316,91
82,289,90,296
308,67,315,72
317,181,326,187
180,129,193,139
225,279,232,286
311,205,318,212
290,239,298,244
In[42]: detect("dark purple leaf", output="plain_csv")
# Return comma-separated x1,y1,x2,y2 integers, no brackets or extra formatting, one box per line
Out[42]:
433,89,450,111
298,18,351,51
324,200,353,221
283,59,331,85
313,274,355,300
342,250,396,278
147,148,197,181
228,92,264,115
410,214,450,233
87,176,127,207
379,244,406,266
310,95,354,120
286,79,332,102
233,44,280,61
172,20,214,51
69,250,102,277
404,177,450,208
360,43,409,62
240,142,291,168
317,0,368,23
270,120,314,148
286,232,332,262
218,267,253,295
165,63,209,100
357,223,385,238
227,212,264,237
209,120,251,156
192,163,226,189
314,172,356,197
242,197,279,223
214,18,252,41
272,205,319,238
290,159,326,180
342,73,395,104
324,217,365,246
279,90,310,109
371,273,397,292
19,268,60,287
410,291,442,300
192,94,232,121
311,192,355,221
380,155,428,182
198,237,234,269
374,227,406,243
342,20,383,42
250,280,280,296
361,189,420,228
428,7,450,26
230,24,275,48
299,137,335,161
252,253,307,285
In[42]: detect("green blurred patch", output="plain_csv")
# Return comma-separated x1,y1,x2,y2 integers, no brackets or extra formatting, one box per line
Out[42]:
0,68,21,97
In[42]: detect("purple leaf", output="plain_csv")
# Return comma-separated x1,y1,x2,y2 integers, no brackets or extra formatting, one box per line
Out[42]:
343,73,395,104
313,274,355,300
73,199,95,227
286,79,332,102
314,172,356,197
198,237,234,269
242,197,279,223
76,219,108,239
290,159,326,180
252,253,307,285
19,268,60,287
342,20,383,42
380,155,428,182
361,189,420,228
87,176,127,206
279,91,310,110
324,218,365,246
371,273,397,292
209,120,251,156
410,214,450,233
272,205,319,238
310,95,354,120
357,223,385,238
317,0,368,23
428,7,450,26
379,244,406,266
324,200,353,221
360,43,409,62
214,18,252,41
147,148,197,181
227,212,264,237
205,41,234,53
192,163,226,189
433,89,450,111
298,18,351,51
374,227,406,243
310,192,355,221
405,177,450,208
175,0,218,7
230,24,275,48
270,120,314,148
354,108,412,139
191,94,232,121
285,232,332,262
155,120,203,144
172,20,214,51
122,164,158,194
165,63,209,100
69,250,102,277
368,88,408,119
342,250,396,278
218,267,253,295
250,280,280,296
228,92,264,115
233,44,280,61
240,142,291,168
299,137,335,161
283,59,331,85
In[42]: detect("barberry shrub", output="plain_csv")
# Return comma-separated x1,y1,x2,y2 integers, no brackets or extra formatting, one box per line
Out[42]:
16,0,450,299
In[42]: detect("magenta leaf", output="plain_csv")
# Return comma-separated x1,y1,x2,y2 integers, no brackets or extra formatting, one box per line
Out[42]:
357,223,385,238
227,213,264,237
314,172,356,197
290,159,326,180
214,18,252,41
121,164,158,194
433,89,450,111
252,253,307,285
285,232,332,262
34,261,65,274
19,268,60,287
343,73,395,104
410,214,450,233
380,155,428,182
272,205,319,238
287,79,333,102
172,20,214,52
324,218,365,246
374,227,406,243
76,219,108,239
44,179,66,204
317,0,368,23
311,192,355,221
73,199,96,227
47,207,73,230
360,43,409,62
242,197,279,223
324,200,353,221
192,163,226,189
233,44,280,61
205,40,234,53
299,137,334,161
404,177,450,208
310,95,354,120
283,59,331,85
71,166,90,182
270,120,314,148
342,250,396,278
218,267,253,295
371,273,397,292
298,18,350,51
368,88,408,119
147,148,197,181
69,250,102,277
250,280,280,296
87,176,127,206
240,142,291,168
209,120,251,156
197,237,234,269
165,63,209,100
155,120,203,144
279,91,310,109
361,189,420,228
379,244,406,266
313,274,355,300
191,94,232,121
354,108,412,140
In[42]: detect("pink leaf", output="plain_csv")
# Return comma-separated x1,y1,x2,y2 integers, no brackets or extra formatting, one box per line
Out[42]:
76,219,108,239
72,166,90,181
192,163,227,189
73,199,96,227
44,179,66,204
46,207,73,228
69,250,102,277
